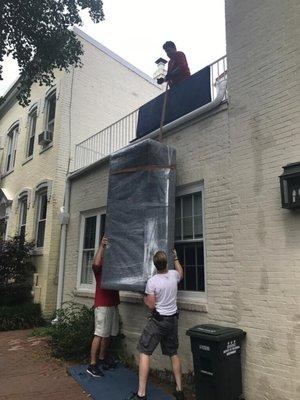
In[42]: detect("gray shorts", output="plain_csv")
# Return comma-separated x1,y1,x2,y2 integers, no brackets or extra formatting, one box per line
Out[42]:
137,316,178,357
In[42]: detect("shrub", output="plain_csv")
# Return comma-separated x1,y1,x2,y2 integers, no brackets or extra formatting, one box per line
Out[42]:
49,302,95,360
41,301,125,362
0,236,35,306
0,302,45,331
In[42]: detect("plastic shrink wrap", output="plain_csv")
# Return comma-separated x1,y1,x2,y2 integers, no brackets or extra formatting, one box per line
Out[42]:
102,138,176,292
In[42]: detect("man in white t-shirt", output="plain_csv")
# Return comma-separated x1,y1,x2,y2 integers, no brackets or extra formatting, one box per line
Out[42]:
125,249,185,400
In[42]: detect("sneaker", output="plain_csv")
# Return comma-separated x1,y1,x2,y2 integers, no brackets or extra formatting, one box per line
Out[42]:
173,390,185,400
86,364,104,377
97,358,117,370
124,392,147,400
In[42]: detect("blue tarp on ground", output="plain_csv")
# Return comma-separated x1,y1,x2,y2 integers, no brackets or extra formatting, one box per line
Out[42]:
68,364,172,400
136,66,211,139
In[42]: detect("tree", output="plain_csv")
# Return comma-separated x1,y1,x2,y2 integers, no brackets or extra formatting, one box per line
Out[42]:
0,1,104,106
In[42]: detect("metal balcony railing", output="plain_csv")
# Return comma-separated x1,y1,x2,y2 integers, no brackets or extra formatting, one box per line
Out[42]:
74,55,227,171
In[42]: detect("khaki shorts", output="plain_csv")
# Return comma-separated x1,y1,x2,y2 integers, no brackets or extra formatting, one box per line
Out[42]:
94,306,119,338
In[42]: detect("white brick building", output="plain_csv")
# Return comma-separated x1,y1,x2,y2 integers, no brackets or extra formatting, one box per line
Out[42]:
0,27,161,314
59,0,300,398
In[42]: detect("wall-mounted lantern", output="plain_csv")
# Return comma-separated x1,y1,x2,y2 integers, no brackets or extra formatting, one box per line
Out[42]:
280,162,300,209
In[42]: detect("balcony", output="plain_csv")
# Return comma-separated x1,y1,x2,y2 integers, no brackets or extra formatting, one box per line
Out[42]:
74,55,227,171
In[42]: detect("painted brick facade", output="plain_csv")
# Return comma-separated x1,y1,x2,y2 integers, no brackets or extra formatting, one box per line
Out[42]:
62,1,300,398
0,29,161,315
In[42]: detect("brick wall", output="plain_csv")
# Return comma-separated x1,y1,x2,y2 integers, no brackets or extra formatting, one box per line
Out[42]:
62,1,300,397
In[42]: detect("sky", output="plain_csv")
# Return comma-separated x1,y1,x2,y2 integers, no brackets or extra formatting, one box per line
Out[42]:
0,0,226,97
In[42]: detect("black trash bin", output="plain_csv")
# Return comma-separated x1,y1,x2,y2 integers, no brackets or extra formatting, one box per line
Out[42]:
186,324,246,400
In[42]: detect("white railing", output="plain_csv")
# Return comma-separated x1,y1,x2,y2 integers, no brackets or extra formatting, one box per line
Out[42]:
74,55,227,171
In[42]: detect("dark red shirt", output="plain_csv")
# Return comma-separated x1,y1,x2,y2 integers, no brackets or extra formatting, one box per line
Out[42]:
93,263,120,307
167,51,191,86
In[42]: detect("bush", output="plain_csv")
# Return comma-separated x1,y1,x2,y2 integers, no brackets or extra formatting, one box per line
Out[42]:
0,302,45,331
42,301,125,362
49,302,95,360
0,236,35,306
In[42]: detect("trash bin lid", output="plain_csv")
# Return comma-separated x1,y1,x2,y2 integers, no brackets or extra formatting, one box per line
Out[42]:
186,324,246,341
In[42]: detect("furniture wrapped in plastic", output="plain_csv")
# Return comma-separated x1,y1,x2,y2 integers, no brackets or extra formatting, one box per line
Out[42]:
102,138,176,292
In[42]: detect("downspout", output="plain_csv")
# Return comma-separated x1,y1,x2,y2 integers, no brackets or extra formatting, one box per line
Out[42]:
56,66,75,311
56,177,70,309
136,78,227,142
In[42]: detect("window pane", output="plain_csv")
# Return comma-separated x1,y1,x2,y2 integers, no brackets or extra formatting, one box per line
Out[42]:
194,193,202,216
182,196,192,217
81,250,94,284
183,217,193,239
0,218,7,240
20,225,26,241
175,219,181,240
100,214,106,239
6,154,11,172
37,220,45,247
48,94,56,123
40,194,48,220
84,216,97,249
194,216,203,238
28,136,35,157
20,198,27,225
175,199,181,219
175,240,204,292
184,242,196,266
185,266,197,291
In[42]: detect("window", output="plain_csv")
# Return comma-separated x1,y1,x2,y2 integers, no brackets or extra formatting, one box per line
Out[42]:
36,190,48,248
0,217,7,240
19,195,28,240
45,91,56,135
175,189,205,292
79,212,106,287
26,108,37,157
5,124,19,172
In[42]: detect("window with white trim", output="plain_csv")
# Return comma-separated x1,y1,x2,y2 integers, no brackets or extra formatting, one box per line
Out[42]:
36,190,48,248
175,187,205,292
19,194,28,240
45,91,56,136
79,212,106,287
26,107,37,157
5,124,19,172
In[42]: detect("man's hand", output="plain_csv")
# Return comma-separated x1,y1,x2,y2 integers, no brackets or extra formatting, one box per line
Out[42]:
173,248,178,260
100,236,108,248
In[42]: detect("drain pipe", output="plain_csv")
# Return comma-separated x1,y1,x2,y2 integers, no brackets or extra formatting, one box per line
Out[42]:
137,78,227,142
56,177,70,310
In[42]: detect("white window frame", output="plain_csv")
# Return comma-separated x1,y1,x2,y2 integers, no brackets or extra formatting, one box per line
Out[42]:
5,124,19,173
18,194,28,238
77,208,106,292
35,189,48,248
26,106,38,158
175,182,207,301
44,90,56,137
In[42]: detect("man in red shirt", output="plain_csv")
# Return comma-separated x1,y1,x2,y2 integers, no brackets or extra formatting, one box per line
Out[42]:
158,41,191,87
86,236,120,377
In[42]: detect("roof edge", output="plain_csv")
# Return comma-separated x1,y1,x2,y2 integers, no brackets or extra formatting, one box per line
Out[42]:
73,27,160,88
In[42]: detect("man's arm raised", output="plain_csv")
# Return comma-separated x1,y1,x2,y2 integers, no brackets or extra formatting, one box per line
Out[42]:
92,236,107,274
173,248,184,280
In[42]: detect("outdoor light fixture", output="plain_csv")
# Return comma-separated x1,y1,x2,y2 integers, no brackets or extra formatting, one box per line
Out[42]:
280,162,300,209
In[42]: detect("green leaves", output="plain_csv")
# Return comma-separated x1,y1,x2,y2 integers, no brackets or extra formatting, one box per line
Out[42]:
0,0,104,105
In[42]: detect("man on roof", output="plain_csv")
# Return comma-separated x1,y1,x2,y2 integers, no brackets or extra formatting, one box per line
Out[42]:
157,41,191,87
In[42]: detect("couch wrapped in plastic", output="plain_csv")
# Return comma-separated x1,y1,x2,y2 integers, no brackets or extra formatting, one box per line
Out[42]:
102,138,176,292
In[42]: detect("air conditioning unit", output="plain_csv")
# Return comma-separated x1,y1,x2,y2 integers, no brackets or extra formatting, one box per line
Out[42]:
38,130,52,146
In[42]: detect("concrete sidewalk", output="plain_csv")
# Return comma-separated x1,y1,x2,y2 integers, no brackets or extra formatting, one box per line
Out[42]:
0,330,88,400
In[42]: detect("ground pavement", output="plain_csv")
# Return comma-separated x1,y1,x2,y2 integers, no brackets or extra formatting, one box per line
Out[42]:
0,329,89,400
